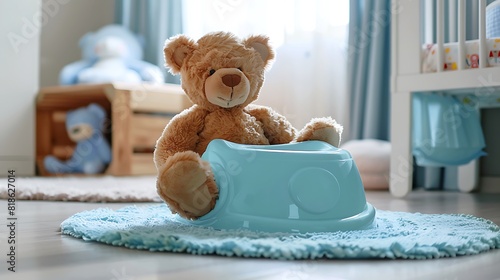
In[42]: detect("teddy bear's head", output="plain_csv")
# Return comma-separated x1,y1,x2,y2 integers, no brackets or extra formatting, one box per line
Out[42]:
164,32,274,110
79,24,143,62
94,36,129,59
66,103,107,142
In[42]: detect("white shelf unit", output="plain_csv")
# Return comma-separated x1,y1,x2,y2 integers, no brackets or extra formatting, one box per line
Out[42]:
390,0,500,197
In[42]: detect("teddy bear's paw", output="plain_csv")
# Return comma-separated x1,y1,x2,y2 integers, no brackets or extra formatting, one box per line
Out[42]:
82,160,106,174
296,117,343,147
157,154,218,219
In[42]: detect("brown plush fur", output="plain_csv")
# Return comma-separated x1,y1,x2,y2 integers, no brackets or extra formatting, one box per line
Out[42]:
154,32,343,219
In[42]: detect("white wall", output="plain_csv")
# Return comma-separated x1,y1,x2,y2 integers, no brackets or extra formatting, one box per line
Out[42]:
40,0,115,87
0,0,41,175
0,0,115,176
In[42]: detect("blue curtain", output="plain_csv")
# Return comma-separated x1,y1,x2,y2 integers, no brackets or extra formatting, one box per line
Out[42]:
115,0,183,84
347,0,391,141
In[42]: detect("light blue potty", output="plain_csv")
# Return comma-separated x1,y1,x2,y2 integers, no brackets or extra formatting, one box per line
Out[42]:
181,139,376,233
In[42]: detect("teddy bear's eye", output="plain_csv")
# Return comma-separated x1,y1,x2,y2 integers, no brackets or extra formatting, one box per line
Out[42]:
209,69,216,76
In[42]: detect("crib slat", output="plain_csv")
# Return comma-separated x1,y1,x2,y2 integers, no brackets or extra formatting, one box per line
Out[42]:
437,0,445,72
449,0,457,42
424,0,434,44
393,0,421,75
479,0,487,68
458,0,466,70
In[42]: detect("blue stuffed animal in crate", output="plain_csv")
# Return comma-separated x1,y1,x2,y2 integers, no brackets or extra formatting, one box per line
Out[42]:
59,24,164,85
44,103,112,174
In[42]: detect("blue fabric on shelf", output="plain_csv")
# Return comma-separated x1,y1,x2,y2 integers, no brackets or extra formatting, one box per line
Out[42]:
60,204,500,260
412,92,486,167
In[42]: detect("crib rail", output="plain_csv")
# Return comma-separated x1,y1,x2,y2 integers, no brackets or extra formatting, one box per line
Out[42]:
424,0,488,72
391,0,500,93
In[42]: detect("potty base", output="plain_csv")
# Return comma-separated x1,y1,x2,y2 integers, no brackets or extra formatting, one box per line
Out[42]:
182,140,376,233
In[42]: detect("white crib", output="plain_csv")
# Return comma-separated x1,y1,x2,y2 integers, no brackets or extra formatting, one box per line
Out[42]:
390,0,500,197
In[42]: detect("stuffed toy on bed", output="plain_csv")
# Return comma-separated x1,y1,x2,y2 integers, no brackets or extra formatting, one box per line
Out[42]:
59,24,164,85
44,103,112,174
154,32,343,219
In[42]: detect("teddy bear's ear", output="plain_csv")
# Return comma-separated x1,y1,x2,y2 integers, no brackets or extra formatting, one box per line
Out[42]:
87,103,106,120
243,35,275,67
164,35,196,74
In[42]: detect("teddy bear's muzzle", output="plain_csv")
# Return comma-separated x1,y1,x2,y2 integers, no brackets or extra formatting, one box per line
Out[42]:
205,69,250,108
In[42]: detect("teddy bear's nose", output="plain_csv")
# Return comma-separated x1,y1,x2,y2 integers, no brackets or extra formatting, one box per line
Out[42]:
222,74,241,87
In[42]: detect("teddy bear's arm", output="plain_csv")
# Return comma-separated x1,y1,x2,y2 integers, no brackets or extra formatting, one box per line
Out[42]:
245,104,297,144
59,60,94,85
126,59,165,83
153,106,208,169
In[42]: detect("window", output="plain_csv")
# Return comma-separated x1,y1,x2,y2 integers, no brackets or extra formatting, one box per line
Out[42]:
182,0,350,128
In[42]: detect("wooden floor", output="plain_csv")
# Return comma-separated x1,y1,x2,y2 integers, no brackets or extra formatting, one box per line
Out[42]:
1,190,499,280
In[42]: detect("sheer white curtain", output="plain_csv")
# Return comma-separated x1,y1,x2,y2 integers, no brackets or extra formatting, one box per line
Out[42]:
182,0,349,128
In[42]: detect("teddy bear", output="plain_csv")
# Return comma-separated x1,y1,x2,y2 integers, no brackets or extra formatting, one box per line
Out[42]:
154,32,343,219
44,103,112,174
59,24,164,85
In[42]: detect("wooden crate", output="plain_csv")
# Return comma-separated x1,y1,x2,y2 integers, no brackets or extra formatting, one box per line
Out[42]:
36,83,191,176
